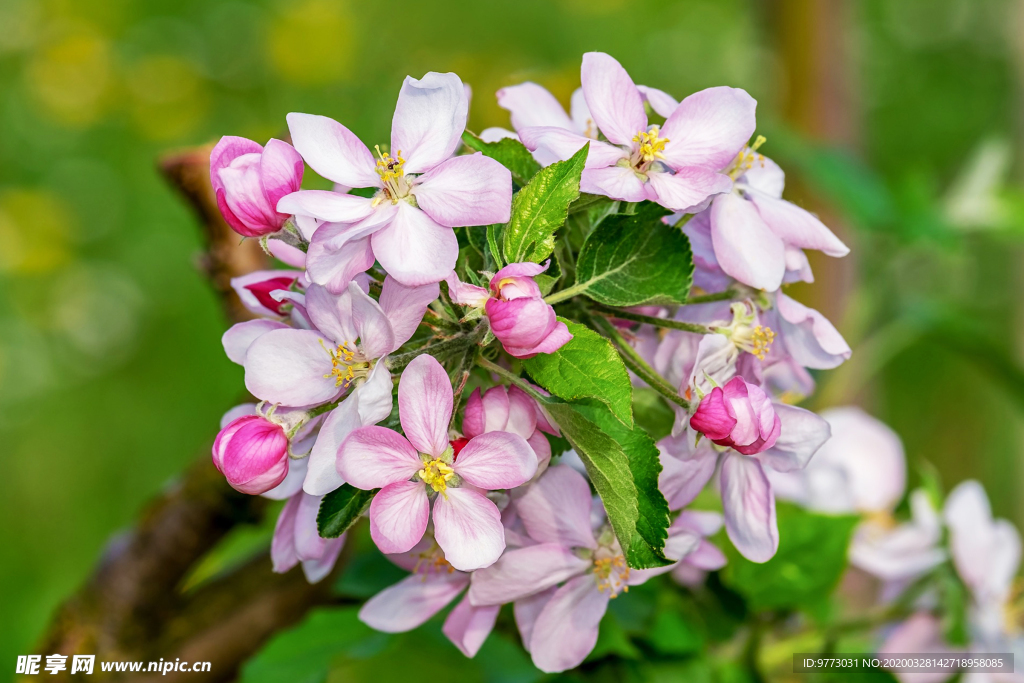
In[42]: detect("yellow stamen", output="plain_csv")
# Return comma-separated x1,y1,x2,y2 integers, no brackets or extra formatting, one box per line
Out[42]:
319,339,369,387
374,145,405,183
593,554,630,598
632,126,669,165
418,458,456,496
728,135,767,180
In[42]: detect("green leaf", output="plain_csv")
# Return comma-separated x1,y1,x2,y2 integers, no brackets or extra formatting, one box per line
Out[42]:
573,202,694,306
522,318,633,427
541,398,670,569
486,223,504,269
533,252,562,296
720,502,859,611
317,484,375,538
502,143,588,264
461,131,541,187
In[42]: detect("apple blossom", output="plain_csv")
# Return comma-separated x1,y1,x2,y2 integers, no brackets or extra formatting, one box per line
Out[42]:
210,136,303,238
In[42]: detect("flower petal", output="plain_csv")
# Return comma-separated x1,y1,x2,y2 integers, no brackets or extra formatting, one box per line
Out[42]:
359,571,467,632
369,480,430,554
646,168,732,213
337,426,422,489
304,397,359,495
528,574,609,673
518,126,624,168
286,113,380,188
378,276,440,351
506,385,539,439
775,293,852,370
748,191,849,256
758,403,831,473
371,203,459,286
270,494,301,574
469,543,591,606
660,86,757,171
442,594,500,658
719,453,778,562
637,84,679,118
210,136,263,194
514,586,557,652
497,82,574,132
709,193,786,292
348,282,395,360
580,52,646,146
276,190,375,224
580,166,648,202
306,235,377,296
244,328,340,406
658,440,718,509
222,319,287,365
414,153,512,227
516,465,597,549
398,354,454,456
454,431,537,490
433,487,506,571
260,139,304,208
302,536,345,584
391,72,468,174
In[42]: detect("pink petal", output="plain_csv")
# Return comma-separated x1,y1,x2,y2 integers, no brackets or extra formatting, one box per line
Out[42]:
243,328,340,406
222,319,287,365
660,86,757,172
513,586,557,652
673,509,724,538
518,126,624,168
302,535,345,584
293,491,328,561
749,192,849,256
516,465,597,549
569,88,594,137
689,386,736,441
686,540,728,571
348,283,395,360
286,113,380,188
267,239,307,268
359,571,467,632
637,84,679,118
378,276,440,351
370,203,459,286
231,269,299,317
260,139,304,208
742,155,786,198
506,321,572,358
646,168,733,213
468,543,590,606
776,293,852,370
497,82,574,131
414,153,512,227
580,166,648,202
658,441,718,509
492,261,548,282
337,426,423,489
454,431,537,490
479,127,517,142
719,453,778,562
486,297,557,350
709,193,786,291
369,480,430,554
479,386,511,434
433,487,505,571
528,574,609,673
276,190,375,224
442,594,500,658
580,52,646,146
390,72,468,174
758,403,830,473
462,388,486,439
304,283,356,346
271,494,302,574
527,431,552,475
210,136,263,194
304,393,360,495
506,385,539,439
445,271,490,308
398,354,454,456
306,232,377,296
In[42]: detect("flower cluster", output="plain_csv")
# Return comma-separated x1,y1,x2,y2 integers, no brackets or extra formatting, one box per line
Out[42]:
203,51,1016,675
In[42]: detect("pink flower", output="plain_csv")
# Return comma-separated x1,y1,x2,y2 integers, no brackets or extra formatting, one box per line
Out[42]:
518,52,755,213
849,489,945,586
271,492,346,584
359,536,499,658
212,415,289,495
766,293,852,370
468,465,696,673
463,384,560,477
690,377,781,455
447,262,572,358
279,72,513,288
338,355,537,570
210,136,303,237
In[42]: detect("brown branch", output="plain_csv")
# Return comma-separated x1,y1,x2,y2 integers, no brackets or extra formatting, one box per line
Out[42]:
31,145,342,682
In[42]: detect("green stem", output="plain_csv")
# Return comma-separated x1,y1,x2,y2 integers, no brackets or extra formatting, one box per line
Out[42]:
386,324,488,373
685,289,739,305
591,316,690,411
543,282,590,306
476,357,545,401
591,303,712,335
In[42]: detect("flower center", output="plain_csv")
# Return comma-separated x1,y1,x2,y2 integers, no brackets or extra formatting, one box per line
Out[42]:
630,126,669,172
714,302,775,361
319,339,370,387
412,542,456,577
418,458,456,495
593,552,630,598
727,134,766,180
372,145,411,204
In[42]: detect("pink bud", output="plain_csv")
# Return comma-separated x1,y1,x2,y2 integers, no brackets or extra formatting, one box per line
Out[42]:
210,137,303,238
484,262,571,359
212,415,289,494
689,377,780,455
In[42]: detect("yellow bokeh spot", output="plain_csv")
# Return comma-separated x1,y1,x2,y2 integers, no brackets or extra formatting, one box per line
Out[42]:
0,189,73,274
27,22,112,127
268,0,355,85
126,54,207,141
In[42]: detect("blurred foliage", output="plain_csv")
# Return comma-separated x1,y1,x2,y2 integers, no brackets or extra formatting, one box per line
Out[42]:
3,0,1024,679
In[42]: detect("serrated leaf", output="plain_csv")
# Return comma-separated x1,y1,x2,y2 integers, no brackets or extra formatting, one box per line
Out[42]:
523,318,633,427
542,398,670,569
461,131,541,187
573,202,694,306
317,484,376,538
503,143,588,264
720,503,858,611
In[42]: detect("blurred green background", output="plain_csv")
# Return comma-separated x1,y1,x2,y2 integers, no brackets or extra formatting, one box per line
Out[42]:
2,0,1024,676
